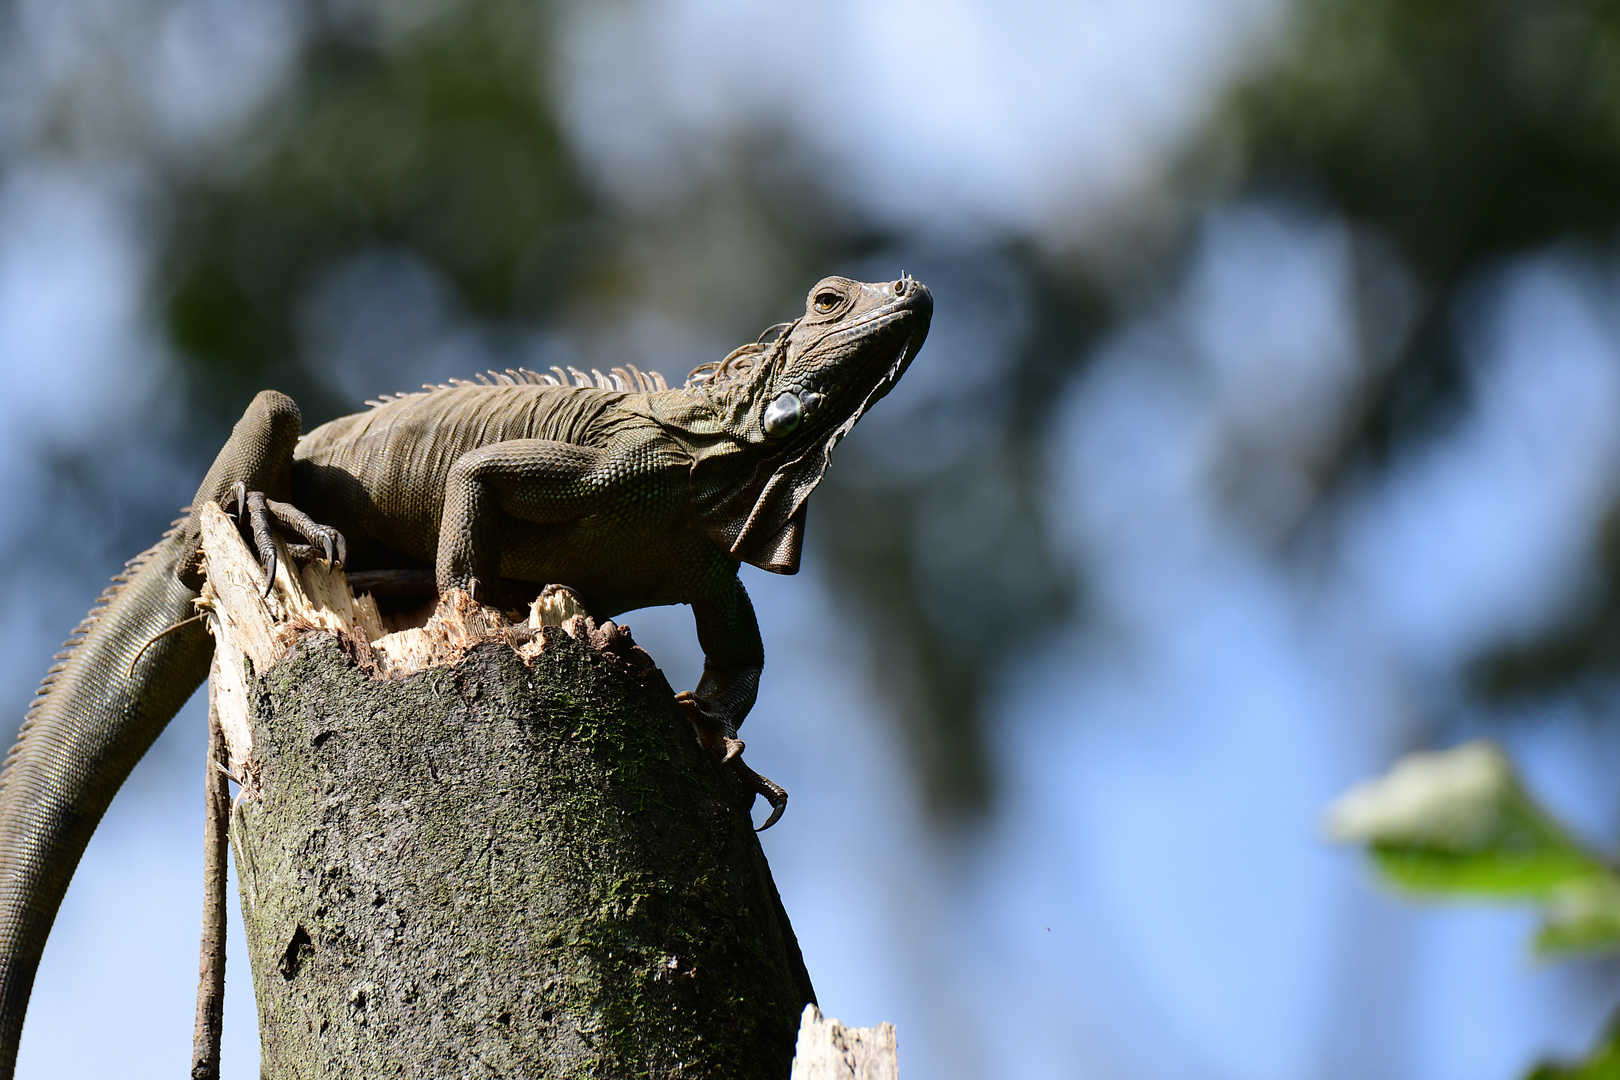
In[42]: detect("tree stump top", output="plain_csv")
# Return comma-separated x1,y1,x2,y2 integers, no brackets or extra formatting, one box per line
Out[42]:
194,501,822,1078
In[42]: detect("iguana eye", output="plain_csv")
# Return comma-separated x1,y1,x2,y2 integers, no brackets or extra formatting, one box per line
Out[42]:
813,290,841,314
763,393,803,438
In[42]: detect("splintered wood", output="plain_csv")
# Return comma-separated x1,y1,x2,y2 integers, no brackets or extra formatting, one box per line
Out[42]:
791,1005,899,1080
194,500,567,775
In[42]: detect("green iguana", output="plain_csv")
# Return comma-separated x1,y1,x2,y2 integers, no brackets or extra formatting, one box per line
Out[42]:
0,274,931,1076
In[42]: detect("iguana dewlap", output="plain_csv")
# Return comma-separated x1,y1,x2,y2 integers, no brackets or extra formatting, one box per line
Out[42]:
0,274,931,1076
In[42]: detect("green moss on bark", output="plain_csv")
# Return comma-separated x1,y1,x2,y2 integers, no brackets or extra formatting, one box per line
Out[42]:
230,632,813,1079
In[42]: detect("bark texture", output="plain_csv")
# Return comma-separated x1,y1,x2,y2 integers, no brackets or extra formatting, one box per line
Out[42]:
228,628,814,1078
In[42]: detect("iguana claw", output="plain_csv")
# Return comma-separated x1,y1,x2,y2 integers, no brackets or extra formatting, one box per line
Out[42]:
674,692,787,829
733,759,788,831
225,487,348,596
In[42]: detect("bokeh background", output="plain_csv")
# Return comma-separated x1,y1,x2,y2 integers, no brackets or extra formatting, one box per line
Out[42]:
5,0,1620,1076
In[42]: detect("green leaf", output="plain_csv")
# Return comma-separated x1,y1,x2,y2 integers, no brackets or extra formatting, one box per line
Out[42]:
1366,842,1599,899
1536,875,1620,957
1326,741,1605,900
1526,1010,1620,1079
1327,740,1620,959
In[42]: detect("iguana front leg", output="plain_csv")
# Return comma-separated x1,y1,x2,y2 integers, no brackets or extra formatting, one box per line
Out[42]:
222,485,348,595
682,573,789,830
682,571,763,749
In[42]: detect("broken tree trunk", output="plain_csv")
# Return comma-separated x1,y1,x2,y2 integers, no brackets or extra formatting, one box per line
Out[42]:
195,502,815,1078
790,1006,898,1080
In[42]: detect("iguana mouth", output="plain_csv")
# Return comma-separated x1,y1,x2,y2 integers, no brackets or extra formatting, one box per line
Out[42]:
810,328,918,456
882,331,915,388
856,317,920,399
843,330,913,413
798,308,919,392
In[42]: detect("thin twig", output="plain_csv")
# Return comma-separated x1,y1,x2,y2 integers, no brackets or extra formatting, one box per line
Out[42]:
191,682,230,1080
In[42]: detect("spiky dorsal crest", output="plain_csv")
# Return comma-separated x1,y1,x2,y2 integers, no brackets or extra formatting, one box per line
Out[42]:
0,512,193,795
683,320,797,398
361,365,671,410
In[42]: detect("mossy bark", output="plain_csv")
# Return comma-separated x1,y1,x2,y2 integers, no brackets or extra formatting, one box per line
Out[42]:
228,630,814,1079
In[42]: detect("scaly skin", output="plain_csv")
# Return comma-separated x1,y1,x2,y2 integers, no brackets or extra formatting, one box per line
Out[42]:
0,275,931,1075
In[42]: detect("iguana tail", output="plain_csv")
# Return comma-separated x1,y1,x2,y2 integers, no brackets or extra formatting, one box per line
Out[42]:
0,390,303,1078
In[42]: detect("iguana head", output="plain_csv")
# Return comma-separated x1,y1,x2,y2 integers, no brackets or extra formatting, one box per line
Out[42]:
666,274,932,574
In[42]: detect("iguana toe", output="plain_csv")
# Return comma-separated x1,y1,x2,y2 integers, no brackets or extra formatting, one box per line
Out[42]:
266,498,347,570
242,491,279,597
730,759,788,831
673,693,787,828
226,489,350,596
674,692,732,756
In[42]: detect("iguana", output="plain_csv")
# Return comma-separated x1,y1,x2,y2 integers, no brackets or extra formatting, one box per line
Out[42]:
0,273,931,1076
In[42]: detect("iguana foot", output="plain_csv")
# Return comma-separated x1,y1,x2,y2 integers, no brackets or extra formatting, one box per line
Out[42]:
674,691,740,758
227,483,348,596
732,757,789,831
675,692,789,831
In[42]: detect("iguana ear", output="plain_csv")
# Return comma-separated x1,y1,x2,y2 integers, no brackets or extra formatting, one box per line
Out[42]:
735,504,804,575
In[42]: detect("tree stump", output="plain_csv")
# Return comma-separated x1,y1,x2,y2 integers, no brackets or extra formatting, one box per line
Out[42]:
790,1006,898,1080
195,503,814,1078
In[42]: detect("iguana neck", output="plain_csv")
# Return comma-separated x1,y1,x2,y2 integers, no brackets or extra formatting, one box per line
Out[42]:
629,387,805,573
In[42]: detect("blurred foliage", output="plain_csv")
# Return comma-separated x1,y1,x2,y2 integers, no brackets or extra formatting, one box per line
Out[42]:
1221,0,1620,699
1223,0,1620,477
1530,1015,1620,1080
1232,0,1620,277
161,0,592,429
1331,742,1620,1075
1326,741,1620,954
